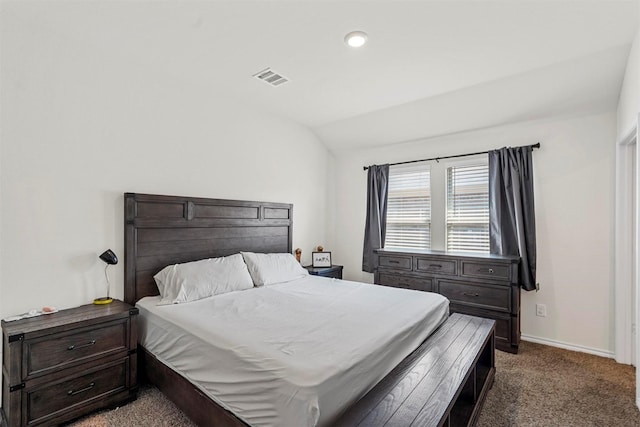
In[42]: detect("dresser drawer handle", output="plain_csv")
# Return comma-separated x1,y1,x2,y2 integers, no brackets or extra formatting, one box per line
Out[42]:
463,292,480,297
67,382,95,396
477,268,494,274
388,260,400,264
67,340,96,351
428,264,442,269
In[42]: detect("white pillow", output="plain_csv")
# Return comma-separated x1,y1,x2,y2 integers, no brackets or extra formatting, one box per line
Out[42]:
241,252,308,286
154,253,254,305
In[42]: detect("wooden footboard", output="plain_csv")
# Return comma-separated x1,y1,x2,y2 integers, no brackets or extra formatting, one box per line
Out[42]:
140,313,494,427
335,313,495,427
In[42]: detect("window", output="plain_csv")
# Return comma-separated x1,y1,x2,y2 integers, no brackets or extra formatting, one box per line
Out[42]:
382,157,489,253
384,164,431,250
446,164,489,253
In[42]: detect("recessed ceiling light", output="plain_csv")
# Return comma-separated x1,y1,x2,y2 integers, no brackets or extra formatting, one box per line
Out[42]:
344,31,368,48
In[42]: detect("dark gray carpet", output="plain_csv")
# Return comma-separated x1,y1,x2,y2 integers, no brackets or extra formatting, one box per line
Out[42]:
69,342,639,426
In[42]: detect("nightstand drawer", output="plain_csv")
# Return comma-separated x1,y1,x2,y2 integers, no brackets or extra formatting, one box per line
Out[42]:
26,320,128,378
2,300,137,427
27,358,128,425
415,257,457,275
461,261,510,281
319,268,342,279
378,255,412,270
438,280,511,313
378,273,432,292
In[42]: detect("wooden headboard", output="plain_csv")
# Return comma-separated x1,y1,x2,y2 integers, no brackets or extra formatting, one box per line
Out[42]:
124,193,293,305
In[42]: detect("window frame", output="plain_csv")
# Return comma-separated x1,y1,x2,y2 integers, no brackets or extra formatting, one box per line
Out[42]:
381,154,489,253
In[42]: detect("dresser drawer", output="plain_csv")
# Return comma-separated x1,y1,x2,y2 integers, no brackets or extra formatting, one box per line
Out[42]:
26,320,128,378
414,257,457,275
378,273,432,292
449,304,515,351
375,250,521,353
438,280,511,313
378,255,412,271
461,261,511,281
27,358,128,425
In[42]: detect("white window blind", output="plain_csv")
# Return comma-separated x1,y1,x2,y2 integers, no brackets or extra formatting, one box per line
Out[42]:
385,164,431,250
446,164,489,253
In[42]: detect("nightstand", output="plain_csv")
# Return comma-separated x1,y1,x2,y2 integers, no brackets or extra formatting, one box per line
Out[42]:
1,300,138,426
305,265,343,279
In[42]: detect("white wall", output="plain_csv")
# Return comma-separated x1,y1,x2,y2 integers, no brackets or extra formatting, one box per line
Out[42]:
331,112,616,355
0,7,332,319
615,4,640,406
618,27,640,138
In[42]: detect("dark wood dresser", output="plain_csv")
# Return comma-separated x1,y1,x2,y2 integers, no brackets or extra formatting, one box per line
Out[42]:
375,249,521,353
305,265,343,279
1,300,138,426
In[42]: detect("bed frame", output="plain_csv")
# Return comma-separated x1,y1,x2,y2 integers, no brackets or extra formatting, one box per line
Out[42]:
124,192,495,427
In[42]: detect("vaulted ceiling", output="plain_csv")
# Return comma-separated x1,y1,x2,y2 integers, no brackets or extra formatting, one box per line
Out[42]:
7,0,639,150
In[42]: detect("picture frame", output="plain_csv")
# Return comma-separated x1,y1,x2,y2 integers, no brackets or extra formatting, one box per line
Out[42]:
312,251,332,268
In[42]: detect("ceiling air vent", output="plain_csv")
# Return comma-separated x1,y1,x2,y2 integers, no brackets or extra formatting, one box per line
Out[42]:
252,67,289,87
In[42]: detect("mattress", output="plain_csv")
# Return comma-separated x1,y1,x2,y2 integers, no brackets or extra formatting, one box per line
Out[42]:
137,275,449,427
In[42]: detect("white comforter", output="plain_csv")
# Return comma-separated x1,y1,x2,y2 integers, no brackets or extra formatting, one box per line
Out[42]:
137,275,449,427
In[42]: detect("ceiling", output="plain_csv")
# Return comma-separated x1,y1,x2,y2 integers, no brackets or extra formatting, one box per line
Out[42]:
6,0,640,150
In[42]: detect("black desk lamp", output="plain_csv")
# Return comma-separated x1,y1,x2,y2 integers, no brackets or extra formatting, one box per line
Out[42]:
95,249,118,305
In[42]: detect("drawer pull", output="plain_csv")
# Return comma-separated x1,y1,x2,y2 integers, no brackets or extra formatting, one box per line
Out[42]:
463,292,480,297
67,382,95,396
389,260,400,264
67,340,96,351
477,268,494,274
428,264,442,269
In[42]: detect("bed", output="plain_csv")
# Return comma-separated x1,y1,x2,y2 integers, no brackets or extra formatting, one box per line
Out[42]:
124,193,495,427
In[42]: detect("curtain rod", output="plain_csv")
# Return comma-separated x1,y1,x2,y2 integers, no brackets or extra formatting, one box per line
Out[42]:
363,142,541,171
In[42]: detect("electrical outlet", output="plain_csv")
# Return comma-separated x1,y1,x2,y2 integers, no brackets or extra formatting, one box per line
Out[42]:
536,304,547,317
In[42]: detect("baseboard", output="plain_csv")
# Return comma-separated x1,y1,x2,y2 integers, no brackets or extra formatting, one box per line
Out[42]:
521,334,614,359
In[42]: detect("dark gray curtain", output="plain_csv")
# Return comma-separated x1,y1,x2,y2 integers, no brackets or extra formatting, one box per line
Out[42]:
489,147,537,291
362,164,389,273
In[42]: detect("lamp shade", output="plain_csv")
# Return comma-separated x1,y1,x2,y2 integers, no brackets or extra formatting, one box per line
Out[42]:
99,249,118,265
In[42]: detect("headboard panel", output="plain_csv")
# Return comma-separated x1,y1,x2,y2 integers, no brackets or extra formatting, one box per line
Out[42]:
124,193,293,305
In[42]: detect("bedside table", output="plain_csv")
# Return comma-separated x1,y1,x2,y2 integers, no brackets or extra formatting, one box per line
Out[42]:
305,265,343,279
1,300,138,426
